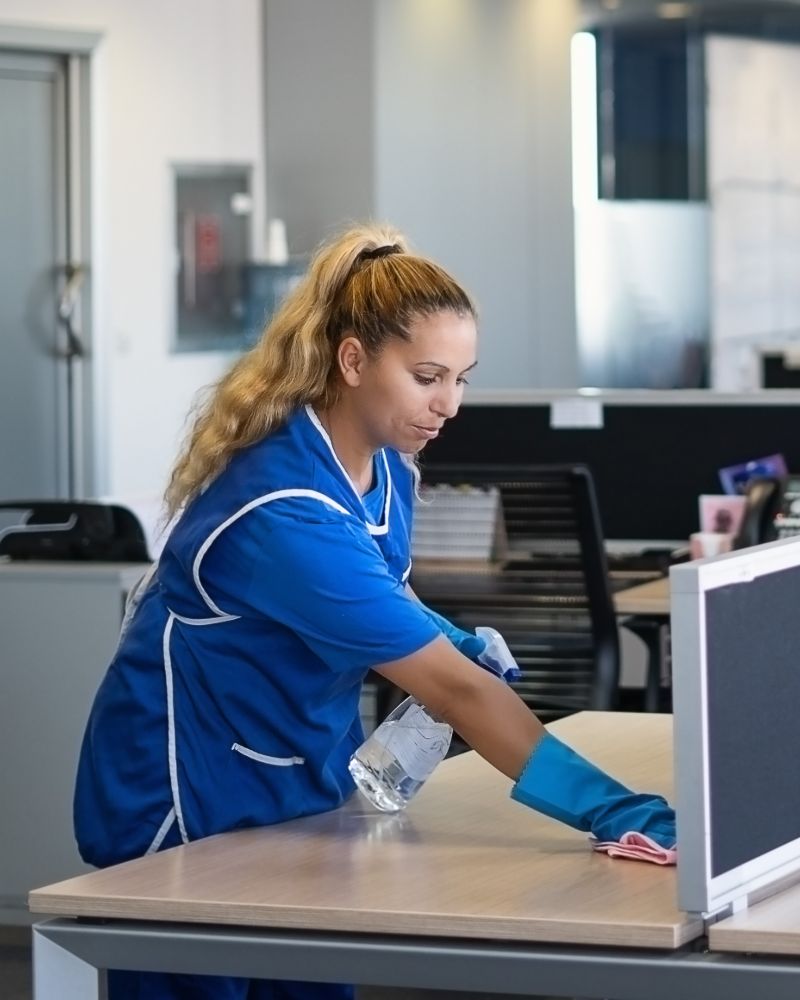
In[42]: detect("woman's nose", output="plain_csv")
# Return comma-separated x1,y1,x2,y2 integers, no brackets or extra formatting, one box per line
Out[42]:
432,382,461,419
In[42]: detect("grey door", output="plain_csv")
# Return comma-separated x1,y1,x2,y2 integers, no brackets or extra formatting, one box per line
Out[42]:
0,51,71,499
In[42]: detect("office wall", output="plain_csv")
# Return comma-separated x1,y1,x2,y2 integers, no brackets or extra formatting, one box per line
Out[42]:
263,0,580,389
376,0,579,389
263,0,375,252
0,0,265,499
707,34,800,391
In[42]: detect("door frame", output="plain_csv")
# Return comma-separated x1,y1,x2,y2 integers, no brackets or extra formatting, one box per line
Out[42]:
0,22,101,497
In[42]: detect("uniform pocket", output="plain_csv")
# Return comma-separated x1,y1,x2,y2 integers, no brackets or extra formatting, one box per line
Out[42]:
231,742,305,766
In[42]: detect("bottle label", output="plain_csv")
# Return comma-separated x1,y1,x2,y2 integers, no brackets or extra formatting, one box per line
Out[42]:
383,702,452,782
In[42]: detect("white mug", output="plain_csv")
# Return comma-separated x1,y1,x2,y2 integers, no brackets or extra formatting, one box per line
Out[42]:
267,218,289,265
690,531,734,559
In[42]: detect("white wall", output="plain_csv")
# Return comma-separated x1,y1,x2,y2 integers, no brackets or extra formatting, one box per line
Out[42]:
375,0,579,390
264,0,375,252
264,0,580,390
706,34,800,391
0,0,265,498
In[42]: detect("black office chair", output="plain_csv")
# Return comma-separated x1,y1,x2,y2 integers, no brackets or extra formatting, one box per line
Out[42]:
376,464,620,726
733,476,785,550
0,500,151,562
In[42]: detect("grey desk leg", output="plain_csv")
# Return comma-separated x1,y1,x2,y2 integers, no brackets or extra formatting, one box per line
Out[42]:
623,617,667,712
32,924,103,1000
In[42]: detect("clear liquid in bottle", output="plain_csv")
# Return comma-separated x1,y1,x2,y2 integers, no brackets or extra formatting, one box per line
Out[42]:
349,699,453,812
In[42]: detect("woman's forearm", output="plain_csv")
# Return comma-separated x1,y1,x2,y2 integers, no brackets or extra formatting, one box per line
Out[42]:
376,636,545,781
437,672,546,781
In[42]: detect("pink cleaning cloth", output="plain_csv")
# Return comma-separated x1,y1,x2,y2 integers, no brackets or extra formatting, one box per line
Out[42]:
590,831,677,866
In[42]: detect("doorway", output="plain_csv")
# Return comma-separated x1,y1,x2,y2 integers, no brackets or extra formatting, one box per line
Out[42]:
0,44,93,499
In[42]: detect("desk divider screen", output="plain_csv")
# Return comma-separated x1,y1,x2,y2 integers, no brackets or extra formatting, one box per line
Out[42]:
671,536,800,916
423,398,800,541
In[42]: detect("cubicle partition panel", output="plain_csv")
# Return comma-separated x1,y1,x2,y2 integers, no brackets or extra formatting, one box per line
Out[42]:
670,536,800,916
423,395,800,541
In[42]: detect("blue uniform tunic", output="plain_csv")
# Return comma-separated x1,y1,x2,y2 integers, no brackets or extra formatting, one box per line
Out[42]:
74,406,440,999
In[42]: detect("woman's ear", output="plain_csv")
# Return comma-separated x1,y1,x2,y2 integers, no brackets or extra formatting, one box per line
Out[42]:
337,336,367,387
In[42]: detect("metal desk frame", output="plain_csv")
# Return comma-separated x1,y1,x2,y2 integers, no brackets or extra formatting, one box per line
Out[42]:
32,917,800,1000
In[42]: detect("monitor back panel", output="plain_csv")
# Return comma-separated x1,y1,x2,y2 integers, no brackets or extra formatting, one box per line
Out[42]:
671,537,800,914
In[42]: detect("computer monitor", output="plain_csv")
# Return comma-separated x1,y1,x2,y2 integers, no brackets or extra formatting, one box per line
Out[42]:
671,536,800,915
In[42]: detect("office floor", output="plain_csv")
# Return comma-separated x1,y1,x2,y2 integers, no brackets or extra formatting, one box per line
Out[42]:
0,927,566,1000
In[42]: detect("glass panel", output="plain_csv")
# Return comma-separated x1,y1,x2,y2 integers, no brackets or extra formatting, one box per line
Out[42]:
597,26,698,201
174,166,251,352
241,261,307,348
575,200,710,388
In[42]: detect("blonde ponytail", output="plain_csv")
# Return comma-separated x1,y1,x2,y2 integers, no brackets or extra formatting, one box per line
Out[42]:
164,223,475,517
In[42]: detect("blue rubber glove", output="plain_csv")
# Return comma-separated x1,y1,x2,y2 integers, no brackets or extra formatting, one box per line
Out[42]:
423,606,487,662
511,732,676,848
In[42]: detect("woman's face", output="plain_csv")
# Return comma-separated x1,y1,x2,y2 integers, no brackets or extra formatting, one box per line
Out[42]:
347,310,478,454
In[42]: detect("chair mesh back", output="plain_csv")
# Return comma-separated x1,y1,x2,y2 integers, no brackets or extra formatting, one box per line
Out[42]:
410,464,619,723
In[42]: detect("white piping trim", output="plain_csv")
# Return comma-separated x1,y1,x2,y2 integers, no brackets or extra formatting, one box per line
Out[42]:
304,404,392,536
372,450,392,537
163,613,189,844
145,806,176,855
171,611,239,626
401,559,412,583
231,742,305,766
192,488,352,616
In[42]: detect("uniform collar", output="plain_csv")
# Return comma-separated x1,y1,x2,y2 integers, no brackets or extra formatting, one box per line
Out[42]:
304,405,392,536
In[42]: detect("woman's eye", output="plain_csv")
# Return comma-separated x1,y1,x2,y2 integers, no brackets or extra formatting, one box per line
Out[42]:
414,374,436,386
457,377,470,386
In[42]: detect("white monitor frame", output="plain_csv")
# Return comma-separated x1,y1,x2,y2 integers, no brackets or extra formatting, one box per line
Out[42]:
671,535,800,917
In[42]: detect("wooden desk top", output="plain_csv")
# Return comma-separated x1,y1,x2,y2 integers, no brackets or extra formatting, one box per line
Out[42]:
30,712,700,950
710,881,800,956
614,576,670,617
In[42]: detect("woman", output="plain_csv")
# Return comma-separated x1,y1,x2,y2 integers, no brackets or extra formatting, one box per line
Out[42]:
75,224,675,999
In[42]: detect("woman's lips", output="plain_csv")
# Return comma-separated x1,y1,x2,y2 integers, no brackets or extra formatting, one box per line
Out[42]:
412,425,440,440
